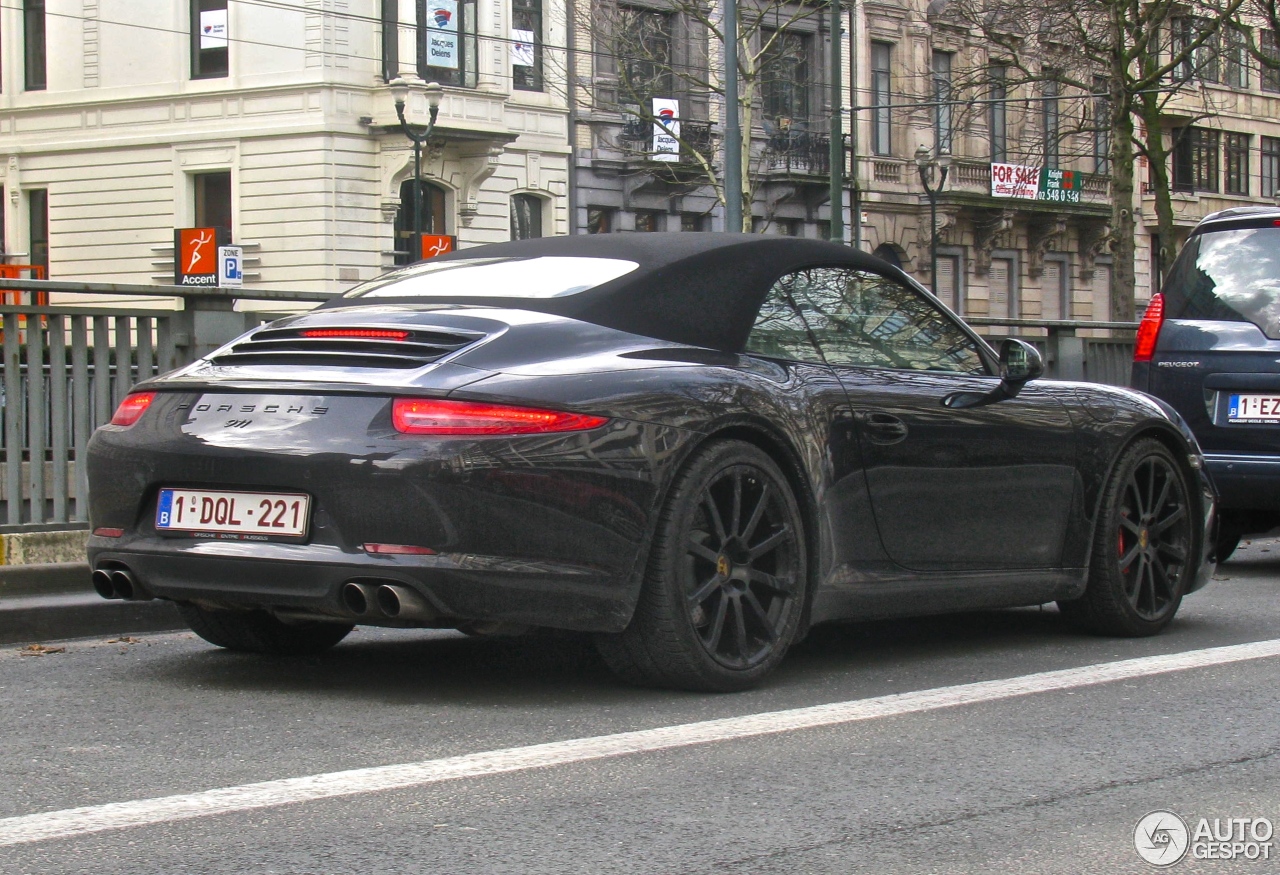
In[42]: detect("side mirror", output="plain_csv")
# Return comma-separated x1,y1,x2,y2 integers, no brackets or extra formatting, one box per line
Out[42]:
999,339,1044,386
943,339,1044,410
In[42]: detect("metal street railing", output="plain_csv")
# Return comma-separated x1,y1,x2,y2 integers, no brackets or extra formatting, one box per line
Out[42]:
1,280,332,532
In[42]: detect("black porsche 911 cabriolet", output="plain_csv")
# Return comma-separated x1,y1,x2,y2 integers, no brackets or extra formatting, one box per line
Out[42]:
87,234,1216,691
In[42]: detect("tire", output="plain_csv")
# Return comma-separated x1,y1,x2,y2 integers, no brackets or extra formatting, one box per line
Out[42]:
178,603,353,655
1058,438,1196,636
595,440,808,692
1215,527,1243,564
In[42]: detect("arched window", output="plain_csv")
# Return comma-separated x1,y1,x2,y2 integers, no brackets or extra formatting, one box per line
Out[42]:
394,180,448,265
872,243,903,270
510,193,544,240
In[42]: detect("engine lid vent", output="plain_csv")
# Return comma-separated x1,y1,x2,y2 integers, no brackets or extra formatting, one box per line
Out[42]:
210,325,488,369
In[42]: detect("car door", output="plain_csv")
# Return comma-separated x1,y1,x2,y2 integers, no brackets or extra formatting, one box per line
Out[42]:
779,266,1078,573
742,276,885,574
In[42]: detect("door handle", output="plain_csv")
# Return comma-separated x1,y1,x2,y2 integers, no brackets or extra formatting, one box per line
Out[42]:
858,411,908,444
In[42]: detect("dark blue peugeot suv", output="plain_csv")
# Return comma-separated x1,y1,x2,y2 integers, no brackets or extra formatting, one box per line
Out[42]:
1133,206,1280,559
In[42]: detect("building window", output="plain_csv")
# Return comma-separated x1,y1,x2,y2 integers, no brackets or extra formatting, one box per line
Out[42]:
24,0,47,91
512,0,543,91
382,0,399,81
191,0,229,79
193,172,232,236
1093,77,1110,175
1263,137,1280,198
680,213,706,232
1223,26,1248,88
28,190,48,273
417,0,478,88
761,30,811,123
1171,17,1218,83
1172,127,1219,193
931,51,952,154
634,210,661,232
615,6,673,103
989,65,1007,164
1224,133,1249,195
1042,76,1060,166
586,207,614,233
1264,32,1280,93
871,43,892,156
394,179,447,264
510,194,543,239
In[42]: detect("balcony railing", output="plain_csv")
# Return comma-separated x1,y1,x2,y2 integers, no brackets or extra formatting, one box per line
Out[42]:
617,119,716,165
763,130,831,176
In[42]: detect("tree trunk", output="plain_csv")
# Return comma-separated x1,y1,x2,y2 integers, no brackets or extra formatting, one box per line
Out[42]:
1108,74,1138,320
1138,89,1177,297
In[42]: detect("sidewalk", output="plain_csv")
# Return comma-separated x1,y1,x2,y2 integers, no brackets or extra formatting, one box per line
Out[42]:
0,530,182,645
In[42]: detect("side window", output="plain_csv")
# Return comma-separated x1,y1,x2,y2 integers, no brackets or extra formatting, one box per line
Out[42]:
745,274,823,363
788,268,988,374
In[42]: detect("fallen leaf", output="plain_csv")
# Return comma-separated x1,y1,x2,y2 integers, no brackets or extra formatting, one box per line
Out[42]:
19,644,66,656
107,637,142,645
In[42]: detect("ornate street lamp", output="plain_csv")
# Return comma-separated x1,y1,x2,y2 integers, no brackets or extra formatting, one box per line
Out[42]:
915,144,952,292
389,76,444,261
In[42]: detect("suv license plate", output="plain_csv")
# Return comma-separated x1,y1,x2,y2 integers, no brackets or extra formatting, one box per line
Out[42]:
156,489,311,539
1227,394,1280,424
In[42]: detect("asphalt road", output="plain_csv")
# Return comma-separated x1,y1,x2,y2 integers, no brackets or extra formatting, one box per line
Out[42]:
2,540,1279,874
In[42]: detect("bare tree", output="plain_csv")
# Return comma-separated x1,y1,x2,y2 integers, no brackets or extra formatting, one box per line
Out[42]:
579,0,831,231
942,0,1245,319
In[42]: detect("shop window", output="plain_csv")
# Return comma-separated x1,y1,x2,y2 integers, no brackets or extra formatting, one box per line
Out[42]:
191,0,229,79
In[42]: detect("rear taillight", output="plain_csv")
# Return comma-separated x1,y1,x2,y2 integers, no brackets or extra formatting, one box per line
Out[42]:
1133,293,1165,363
392,398,608,435
110,392,155,427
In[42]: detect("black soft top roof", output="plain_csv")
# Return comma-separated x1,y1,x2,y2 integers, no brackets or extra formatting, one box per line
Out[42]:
324,233,898,352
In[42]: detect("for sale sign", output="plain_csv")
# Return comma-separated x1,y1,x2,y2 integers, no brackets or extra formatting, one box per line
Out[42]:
1039,167,1082,203
991,163,1041,199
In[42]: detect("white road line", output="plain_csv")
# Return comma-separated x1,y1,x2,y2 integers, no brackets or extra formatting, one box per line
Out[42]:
3,638,1280,847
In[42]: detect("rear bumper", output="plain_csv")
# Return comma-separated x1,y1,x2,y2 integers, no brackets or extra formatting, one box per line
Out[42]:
1204,453,1280,512
88,535,640,633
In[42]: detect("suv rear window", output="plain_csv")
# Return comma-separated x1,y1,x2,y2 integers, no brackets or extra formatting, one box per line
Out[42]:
1162,226,1280,339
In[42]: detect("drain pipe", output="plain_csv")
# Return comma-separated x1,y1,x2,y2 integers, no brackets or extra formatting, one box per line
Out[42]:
566,0,580,234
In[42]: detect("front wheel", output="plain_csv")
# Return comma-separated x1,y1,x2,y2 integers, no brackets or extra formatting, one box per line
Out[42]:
595,440,808,692
1058,438,1195,636
178,603,354,655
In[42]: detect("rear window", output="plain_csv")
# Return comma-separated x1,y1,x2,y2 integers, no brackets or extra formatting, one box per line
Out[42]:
342,256,638,301
1163,226,1280,339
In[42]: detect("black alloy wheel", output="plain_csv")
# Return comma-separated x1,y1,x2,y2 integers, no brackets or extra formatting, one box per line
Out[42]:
595,440,808,691
1059,438,1194,636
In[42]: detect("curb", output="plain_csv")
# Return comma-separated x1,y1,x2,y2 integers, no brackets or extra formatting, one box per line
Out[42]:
0,563,184,645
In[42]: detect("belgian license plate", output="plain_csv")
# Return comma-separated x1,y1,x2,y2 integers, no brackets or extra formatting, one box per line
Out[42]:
156,489,311,539
1227,394,1280,424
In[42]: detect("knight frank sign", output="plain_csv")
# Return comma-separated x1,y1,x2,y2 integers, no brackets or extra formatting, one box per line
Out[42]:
990,163,1082,203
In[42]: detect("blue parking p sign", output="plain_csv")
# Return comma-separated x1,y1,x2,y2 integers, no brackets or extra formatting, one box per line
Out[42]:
218,245,243,288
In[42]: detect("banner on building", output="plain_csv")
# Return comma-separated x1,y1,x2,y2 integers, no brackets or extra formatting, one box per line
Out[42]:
175,227,227,287
425,0,459,70
991,163,1042,199
991,163,1084,203
200,9,228,50
652,98,680,163
511,29,536,67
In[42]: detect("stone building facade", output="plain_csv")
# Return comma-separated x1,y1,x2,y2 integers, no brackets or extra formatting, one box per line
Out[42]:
0,0,570,296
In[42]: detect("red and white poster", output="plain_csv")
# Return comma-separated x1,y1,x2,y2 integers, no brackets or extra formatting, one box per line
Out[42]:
990,163,1041,199
175,227,221,286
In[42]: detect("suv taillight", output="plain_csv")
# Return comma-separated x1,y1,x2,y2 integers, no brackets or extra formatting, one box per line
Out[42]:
1133,293,1165,363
